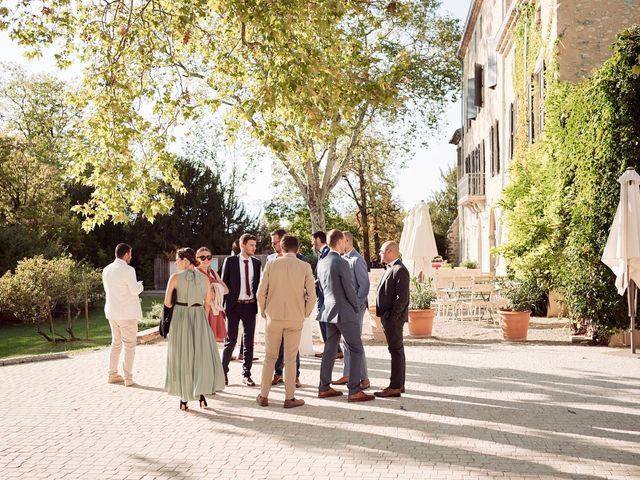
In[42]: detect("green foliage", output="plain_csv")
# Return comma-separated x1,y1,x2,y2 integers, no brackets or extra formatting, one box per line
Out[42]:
499,26,640,337
460,261,478,269
409,277,436,310
497,276,545,313
139,301,163,329
0,256,103,339
428,166,457,259
1,1,461,231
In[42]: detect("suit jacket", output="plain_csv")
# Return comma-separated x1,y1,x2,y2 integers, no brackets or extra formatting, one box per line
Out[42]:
102,258,143,321
376,259,410,323
257,253,317,322
315,245,331,310
343,248,370,312
221,254,262,314
317,251,358,324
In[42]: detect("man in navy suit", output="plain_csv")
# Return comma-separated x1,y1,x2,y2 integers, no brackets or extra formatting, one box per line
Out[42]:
332,231,370,389
316,230,374,403
221,233,262,386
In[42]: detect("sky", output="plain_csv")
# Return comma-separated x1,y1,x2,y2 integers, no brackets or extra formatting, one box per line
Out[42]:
0,0,472,215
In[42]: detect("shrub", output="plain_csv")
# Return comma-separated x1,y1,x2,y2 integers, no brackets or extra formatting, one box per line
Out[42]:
139,301,163,329
409,277,437,310
497,276,545,313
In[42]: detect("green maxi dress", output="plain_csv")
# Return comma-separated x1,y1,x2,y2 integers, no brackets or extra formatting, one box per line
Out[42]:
165,269,225,400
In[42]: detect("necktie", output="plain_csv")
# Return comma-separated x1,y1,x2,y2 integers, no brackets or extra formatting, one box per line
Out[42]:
244,259,251,297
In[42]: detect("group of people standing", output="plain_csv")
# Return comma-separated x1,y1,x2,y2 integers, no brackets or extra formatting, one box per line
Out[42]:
102,228,410,411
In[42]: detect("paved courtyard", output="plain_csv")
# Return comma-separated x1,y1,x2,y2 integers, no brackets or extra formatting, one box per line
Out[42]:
1,331,639,480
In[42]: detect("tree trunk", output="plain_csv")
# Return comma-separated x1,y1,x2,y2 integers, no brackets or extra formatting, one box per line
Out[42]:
372,213,381,264
308,196,326,233
47,304,56,344
358,167,371,268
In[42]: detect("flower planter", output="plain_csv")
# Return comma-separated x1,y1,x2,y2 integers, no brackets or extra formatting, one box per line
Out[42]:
408,309,434,338
368,306,386,342
499,310,531,341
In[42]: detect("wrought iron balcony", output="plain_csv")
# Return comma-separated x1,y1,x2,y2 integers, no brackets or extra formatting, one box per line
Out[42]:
457,172,486,211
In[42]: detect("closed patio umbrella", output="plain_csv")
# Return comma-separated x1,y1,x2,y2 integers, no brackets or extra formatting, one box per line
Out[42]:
399,201,439,281
601,167,640,354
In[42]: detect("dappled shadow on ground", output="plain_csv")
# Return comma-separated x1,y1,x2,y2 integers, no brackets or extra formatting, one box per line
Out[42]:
151,350,640,479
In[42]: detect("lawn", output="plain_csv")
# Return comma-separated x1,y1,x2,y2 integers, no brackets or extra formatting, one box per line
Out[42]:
0,294,164,359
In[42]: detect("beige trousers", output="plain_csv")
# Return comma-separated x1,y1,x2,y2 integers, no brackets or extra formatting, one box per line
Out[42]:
108,318,138,381
260,318,303,400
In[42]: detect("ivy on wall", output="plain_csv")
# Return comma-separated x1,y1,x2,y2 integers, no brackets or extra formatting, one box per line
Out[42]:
498,12,640,340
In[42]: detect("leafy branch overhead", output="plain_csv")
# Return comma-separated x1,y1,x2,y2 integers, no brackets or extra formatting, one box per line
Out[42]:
0,1,460,231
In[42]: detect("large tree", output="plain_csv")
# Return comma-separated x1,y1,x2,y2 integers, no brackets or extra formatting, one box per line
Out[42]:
1,1,460,231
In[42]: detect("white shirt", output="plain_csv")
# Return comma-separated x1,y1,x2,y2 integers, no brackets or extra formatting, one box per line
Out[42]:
102,258,144,321
238,254,255,300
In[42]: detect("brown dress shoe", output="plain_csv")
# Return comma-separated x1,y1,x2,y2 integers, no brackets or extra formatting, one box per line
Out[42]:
401,386,406,393
331,376,349,385
295,377,302,388
237,353,244,361
243,377,256,387
373,387,402,398
336,352,344,360
283,398,305,409
224,373,228,385
318,387,343,398
314,352,324,358
360,379,370,390
271,374,283,385
256,394,268,407
348,390,375,402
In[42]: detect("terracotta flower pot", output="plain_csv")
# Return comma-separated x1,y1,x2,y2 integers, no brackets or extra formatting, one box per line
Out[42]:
499,310,531,341
408,309,434,338
368,306,386,342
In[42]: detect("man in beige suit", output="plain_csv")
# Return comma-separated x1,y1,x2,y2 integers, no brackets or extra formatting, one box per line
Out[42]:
257,235,317,408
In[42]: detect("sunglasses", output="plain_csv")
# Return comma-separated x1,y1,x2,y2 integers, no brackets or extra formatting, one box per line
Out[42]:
198,255,213,261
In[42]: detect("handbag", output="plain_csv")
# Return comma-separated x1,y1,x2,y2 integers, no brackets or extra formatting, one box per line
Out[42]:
159,289,177,338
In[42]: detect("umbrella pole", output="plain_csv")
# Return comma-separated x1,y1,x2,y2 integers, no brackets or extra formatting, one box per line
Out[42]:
628,279,637,354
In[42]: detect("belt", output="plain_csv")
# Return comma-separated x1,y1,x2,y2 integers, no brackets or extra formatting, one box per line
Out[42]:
175,302,203,307
236,299,256,304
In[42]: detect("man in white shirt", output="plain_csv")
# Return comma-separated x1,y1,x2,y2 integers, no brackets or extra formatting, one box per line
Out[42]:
102,243,144,386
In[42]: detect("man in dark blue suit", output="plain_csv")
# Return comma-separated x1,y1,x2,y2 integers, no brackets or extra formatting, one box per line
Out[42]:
316,230,374,403
221,233,261,386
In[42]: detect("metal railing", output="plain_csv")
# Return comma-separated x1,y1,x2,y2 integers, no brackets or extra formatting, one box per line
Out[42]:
457,172,485,200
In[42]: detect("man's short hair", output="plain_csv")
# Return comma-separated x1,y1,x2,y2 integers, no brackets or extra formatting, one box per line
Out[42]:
327,229,344,248
239,233,257,245
343,231,354,242
281,235,299,253
312,231,327,244
115,243,132,258
271,228,287,238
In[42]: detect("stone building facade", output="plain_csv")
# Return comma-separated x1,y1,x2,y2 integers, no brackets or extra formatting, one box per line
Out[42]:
454,0,640,273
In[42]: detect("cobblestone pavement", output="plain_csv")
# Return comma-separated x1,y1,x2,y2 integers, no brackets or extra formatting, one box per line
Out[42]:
1,328,639,480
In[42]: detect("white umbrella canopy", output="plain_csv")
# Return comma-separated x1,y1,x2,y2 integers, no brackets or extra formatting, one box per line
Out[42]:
399,200,439,280
601,167,640,353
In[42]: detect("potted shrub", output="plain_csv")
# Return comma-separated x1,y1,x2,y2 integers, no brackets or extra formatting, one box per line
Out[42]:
408,277,437,338
497,276,543,341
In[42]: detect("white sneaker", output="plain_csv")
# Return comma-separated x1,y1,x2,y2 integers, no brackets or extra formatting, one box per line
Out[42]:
108,375,124,384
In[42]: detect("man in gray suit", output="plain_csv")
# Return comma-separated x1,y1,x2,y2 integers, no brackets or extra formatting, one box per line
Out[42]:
317,229,374,403
332,231,370,389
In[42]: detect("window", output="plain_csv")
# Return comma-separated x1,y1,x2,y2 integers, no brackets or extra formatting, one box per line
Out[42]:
487,37,498,89
508,100,516,160
474,64,484,108
467,77,477,120
490,120,500,176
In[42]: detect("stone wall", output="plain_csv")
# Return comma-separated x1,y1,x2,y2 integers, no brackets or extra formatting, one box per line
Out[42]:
557,0,640,82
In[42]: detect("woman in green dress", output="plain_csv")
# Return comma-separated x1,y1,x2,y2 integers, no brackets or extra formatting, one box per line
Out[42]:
164,247,225,410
